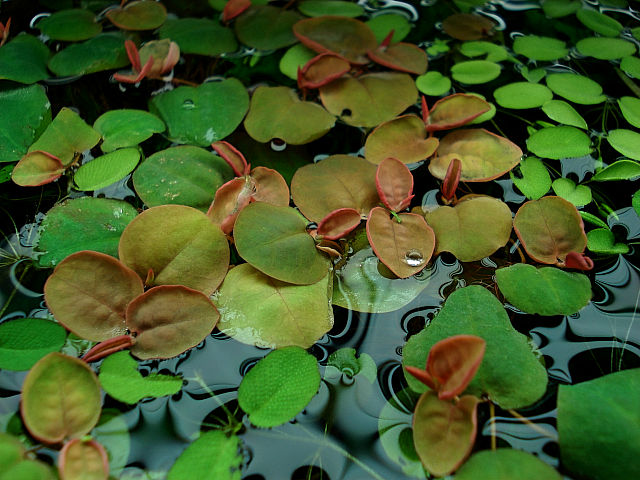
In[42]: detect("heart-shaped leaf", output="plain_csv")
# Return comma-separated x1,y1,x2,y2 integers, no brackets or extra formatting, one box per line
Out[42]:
551,177,592,207
158,18,237,56
364,115,439,165
36,9,102,41
58,439,109,480
425,196,512,262
587,228,630,255
279,44,318,80
21,353,101,444
426,94,491,131
367,208,435,278
319,72,418,127
244,86,335,144
456,449,562,480
429,128,523,182
44,251,143,341
460,41,508,62
106,0,167,30
233,202,330,285
215,263,333,348
368,41,428,75
607,129,640,161
541,100,588,129
291,155,378,222
11,151,64,187
0,318,67,371
48,33,129,77
0,35,50,84
510,156,551,200
94,109,165,153
416,71,452,96
513,196,587,264
317,208,362,240
412,391,479,477
527,126,592,159
545,73,606,105
167,431,242,480
592,160,640,181
74,148,140,191
119,205,230,295
495,264,592,315
576,37,636,60
235,5,302,50
512,35,568,60
376,157,414,212
493,82,553,109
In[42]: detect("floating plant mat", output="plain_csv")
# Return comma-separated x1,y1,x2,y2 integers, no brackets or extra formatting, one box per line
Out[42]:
1,0,640,479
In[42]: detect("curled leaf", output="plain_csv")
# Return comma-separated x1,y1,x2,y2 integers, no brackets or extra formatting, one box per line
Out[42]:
298,53,350,89
376,157,414,212
317,208,362,240
207,177,254,234
426,94,491,132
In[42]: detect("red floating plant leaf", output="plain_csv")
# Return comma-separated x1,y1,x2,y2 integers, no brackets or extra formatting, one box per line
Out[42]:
82,334,135,363
368,41,428,75
442,13,495,41
405,365,437,390
376,157,414,212
563,251,594,271
298,53,351,90
441,157,461,204
317,208,362,240
364,115,439,165
211,140,250,176
223,0,251,23
426,94,491,132
11,150,65,187
251,166,290,206
207,177,255,234
0,17,11,47
113,55,154,84
59,439,109,480
124,39,141,72
139,39,179,78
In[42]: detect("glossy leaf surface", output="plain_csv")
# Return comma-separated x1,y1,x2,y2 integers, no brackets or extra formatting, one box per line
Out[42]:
48,33,129,76
592,160,640,181
0,318,66,371
426,94,491,131
59,439,109,480
365,115,439,165
36,9,102,41
526,126,592,159
607,129,640,161
0,35,50,84
317,208,362,240
451,60,501,84
541,100,587,129
576,37,636,60
456,449,562,480
106,0,167,30
74,148,140,191
167,431,242,480
619,96,640,128
235,5,302,50
94,109,165,152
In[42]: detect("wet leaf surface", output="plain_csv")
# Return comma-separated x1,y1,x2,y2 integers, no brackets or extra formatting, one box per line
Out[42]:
74,148,140,191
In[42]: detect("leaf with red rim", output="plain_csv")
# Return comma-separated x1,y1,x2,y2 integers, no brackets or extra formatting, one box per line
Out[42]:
564,251,594,270
442,13,495,41
364,115,439,165
251,166,290,205
426,94,491,132
106,0,167,31
368,41,428,75
298,53,350,89
442,157,461,203
207,177,254,234
376,157,414,212
317,208,362,240
82,334,135,363
0,17,11,47
59,439,109,480
11,151,65,187
138,39,179,78
212,140,249,177
222,0,251,23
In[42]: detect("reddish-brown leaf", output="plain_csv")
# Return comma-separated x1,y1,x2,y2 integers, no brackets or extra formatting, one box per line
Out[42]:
211,140,249,176
441,158,462,203
563,251,594,270
376,157,414,212
317,208,362,240
222,0,251,23
368,42,428,75
426,94,491,132
251,166,290,206
207,177,254,234
11,151,65,187
59,439,109,480
298,53,350,89
82,335,135,363
442,13,495,41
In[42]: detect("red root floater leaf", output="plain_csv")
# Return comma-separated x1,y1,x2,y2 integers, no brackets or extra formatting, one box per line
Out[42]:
207,177,254,234
82,334,135,363
563,251,594,271
421,95,429,125
317,208,362,240
405,365,437,390
251,166,290,206
298,53,350,90
124,39,141,72
211,140,250,176
0,17,11,47
376,157,414,212
113,55,154,84
441,158,461,204
59,439,109,480
426,94,491,132
222,0,251,23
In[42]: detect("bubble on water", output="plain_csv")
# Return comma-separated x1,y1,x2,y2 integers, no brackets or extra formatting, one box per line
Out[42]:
403,249,425,267
271,139,287,151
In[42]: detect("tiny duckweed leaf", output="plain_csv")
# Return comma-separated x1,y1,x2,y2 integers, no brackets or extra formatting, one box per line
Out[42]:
412,391,479,477
618,96,640,128
106,0,167,30
74,148,140,191
293,15,377,64
168,430,242,480
376,157,414,211
527,126,592,159
0,318,67,371
455,449,562,480
36,9,102,41
415,71,451,96
279,44,317,80
365,115,439,165
291,155,378,222
48,33,129,77
546,73,606,105
368,41,428,75
298,53,350,89
36,197,138,268
150,79,249,147
495,264,592,315
298,1,365,18
119,205,230,295
551,178,592,207
21,353,101,444
402,285,548,408
429,129,523,182
44,251,143,341
558,369,640,480
133,146,234,211
607,129,640,161
317,208,362,240
207,177,253,234
235,5,302,51
234,202,330,285
576,37,636,60
426,196,512,262
427,94,491,131
244,86,335,144
99,351,183,403
576,8,623,37
510,156,551,200
94,109,165,153
127,285,219,360
512,35,568,61
587,228,629,255
367,208,435,278
0,34,50,84
493,82,553,109
592,160,640,181
250,167,290,205
58,439,109,480
634,190,640,217
442,13,495,41
459,41,509,62
541,100,588,129
11,151,64,187
238,346,321,427
451,60,501,84
513,196,587,264
366,13,411,43
158,18,237,56
216,263,333,348
620,56,640,79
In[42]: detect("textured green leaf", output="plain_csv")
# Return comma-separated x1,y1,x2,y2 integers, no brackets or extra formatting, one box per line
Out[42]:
451,60,501,84
587,228,629,254
327,348,377,382
541,100,587,129
551,178,592,207
94,109,165,153
607,129,640,160
512,35,568,61
456,449,561,479
168,431,242,480
0,318,67,371
366,13,411,43
620,55,640,79
36,9,102,41
633,190,640,216
460,41,508,62
158,18,237,56
48,33,129,77
510,156,551,200
527,126,592,159
618,96,640,128
576,37,636,60
592,160,640,181
546,73,606,105
493,82,553,109
576,8,623,37
74,148,140,191
415,71,451,96
580,211,609,229
0,35,50,84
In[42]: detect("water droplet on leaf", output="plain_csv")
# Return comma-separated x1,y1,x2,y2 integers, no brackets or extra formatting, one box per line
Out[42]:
403,249,425,267
182,99,195,109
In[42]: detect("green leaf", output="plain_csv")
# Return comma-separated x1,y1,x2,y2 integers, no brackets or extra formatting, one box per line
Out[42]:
512,35,568,61
510,156,551,200
493,82,553,109
576,37,636,60
366,13,411,43
587,228,629,254
48,33,129,77
105,0,167,30
545,73,606,105
0,35,50,84
168,431,242,480
541,100,587,129
456,449,562,479
149,79,249,147
0,456,56,480
620,56,640,79
279,44,317,80
74,148,140,191
21,353,102,444
158,18,237,56
36,9,102,41
35,197,138,268
460,41,509,62
542,0,580,18
99,351,182,403
327,348,377,382
558,369,640,480
0,164,12,183
58,439,109,480
298,1,364,17
580,211,609,229
551,177,592,207
94,109,165,153
576,8,623,37
0,318,67,371
92,411,130,477
592,160,640,181
415,71,451,96
235,5,302,50
238,346,320,427
520,66,546,83
451,60,501,84
527,126,592,159
402,285,548,409
215,263,333,349
0,433,25,472
633,190,640,216
607,129,640,160
618,96,640,128
495,264,591,315
0,85,51,163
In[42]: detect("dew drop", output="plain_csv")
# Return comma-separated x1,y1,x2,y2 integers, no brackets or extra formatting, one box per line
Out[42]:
403,249,425,267
182,99,195,109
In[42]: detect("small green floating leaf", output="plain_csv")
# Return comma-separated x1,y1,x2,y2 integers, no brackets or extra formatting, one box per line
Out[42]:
456,449,562,480
0,318,67,371
495,264,591,315
0,432,26,471
0,459,56,480
460,41,509,62
541,100,587,129
587,228,629,254
510,156,551,200
512,35,568,61
620,56,640,79
235,5,302,51
99,351,182,404
279,44,317,80
415,71,451,96
618,96,640,128
520,66,546,83
546,73,606,105
48,33,129,77
576,37,636,60
607,129,640,160
551,178,592,207
366,13,411,43
0,34,50,84
592,160,640,181
633,190,640,216
74,148,140,191
106,0,167,30
451,60,501,84
558,369,640,480
542,0,580,18
36,9,102,41
94,109,165,153
494,82,553,109
158,18,237,56
298,0,364,17
527,126,592,159
238,346,321,428
580,211,609,229
168,431,242,480
576,8,623,37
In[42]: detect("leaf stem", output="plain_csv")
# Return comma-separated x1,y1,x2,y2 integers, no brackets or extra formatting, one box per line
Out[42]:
0,263,30,318
507,409,558,440
489,402,496,450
